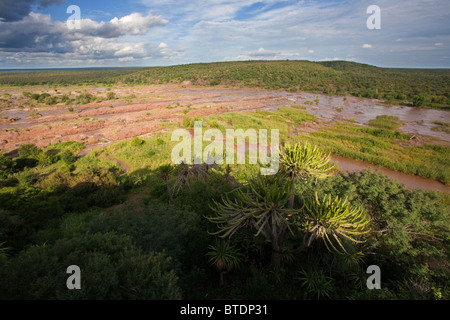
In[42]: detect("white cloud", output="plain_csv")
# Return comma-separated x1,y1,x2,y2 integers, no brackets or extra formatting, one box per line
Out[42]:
435,42,443,46
0,12,179,66
362,44,373,49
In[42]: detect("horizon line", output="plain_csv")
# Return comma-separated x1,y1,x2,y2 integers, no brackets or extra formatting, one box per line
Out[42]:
1,59,450,71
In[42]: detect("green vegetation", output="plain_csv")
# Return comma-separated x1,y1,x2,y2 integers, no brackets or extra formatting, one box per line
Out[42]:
0,68,141,86
1,61,449,109
0,137,448,299
0,62,449,300
432,121,450,133
294,121,450,184
119,61,450,110
368,115,403,130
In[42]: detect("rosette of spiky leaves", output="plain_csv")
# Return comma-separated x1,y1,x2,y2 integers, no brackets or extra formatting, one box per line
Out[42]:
208,174,294,242
296,267,334,300
301,194,370,253
278,143,335,181
0,241,11,258
206,239,243,273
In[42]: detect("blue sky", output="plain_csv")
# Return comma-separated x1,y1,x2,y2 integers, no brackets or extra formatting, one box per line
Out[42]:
0,0,449,68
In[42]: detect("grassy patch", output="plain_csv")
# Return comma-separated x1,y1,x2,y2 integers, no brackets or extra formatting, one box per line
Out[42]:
368,115,403,130
290,122,450,185
431,121,450,133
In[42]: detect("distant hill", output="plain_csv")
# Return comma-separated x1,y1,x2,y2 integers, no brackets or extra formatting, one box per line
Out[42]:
123,60,450,109
1,60,449,108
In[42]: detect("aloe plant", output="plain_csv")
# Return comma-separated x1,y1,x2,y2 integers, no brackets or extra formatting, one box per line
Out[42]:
301,194,371,253
209,174,294,267
206,239,243,286
278,142,335,208
278,142,335,181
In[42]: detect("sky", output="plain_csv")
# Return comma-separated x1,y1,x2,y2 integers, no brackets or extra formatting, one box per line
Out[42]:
0,0,449,69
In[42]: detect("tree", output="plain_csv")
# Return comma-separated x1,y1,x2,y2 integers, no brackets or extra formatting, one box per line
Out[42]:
300,194,370,253
206,239,242,286
209,143,369,268
156,164,174,202
0,152,13,179
278,143,335,208
210,174,293,267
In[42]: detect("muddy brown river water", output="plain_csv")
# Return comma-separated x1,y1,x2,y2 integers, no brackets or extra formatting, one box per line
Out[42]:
331,155,450,193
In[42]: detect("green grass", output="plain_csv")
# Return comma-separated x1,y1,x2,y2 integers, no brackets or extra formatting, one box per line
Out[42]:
368,115,403,130
432,121,450,127
431,121,450,133
289,122,450,185
76,108,449,185
432,126,450,133
91,105,316,176
27,113,42,118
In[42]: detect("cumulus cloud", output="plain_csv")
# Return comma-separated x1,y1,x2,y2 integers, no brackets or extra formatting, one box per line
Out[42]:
0,11,180,66
362,44,373,49
0,0,64,22
69,13,168,38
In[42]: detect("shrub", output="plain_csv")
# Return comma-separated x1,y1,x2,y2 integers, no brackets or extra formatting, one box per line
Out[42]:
0,152,13,179
18,144,40,158
182,116,200,128
130,137,144,147
59,150,77,165
106,92,116,100
76,93,94,104
0,232,182,299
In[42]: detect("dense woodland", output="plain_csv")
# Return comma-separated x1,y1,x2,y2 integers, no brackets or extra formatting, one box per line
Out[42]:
0,140,448,300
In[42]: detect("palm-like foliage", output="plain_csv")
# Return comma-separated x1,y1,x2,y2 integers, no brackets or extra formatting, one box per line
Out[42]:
206,239,243,286
209,175,293,238
301,194,370,253
0,241,10,258
209,175,294,266
278,142,335,181
296,268,334,299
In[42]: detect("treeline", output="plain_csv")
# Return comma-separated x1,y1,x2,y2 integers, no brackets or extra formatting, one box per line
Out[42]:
0,68,140,86
1,61,449,109
124,60,450,109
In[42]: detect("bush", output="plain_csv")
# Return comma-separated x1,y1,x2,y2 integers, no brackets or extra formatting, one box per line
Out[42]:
82,201,202,261
76,93,94,104
130,137,144,147
44,96,58,105
59,150,77,165
0,153,13,179
182,116,200,128
0,232,182,299
18,144,40,158
106,92,116,100
13,157,38,171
